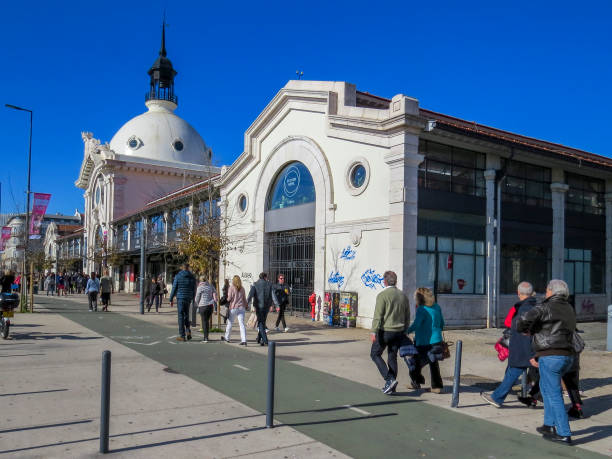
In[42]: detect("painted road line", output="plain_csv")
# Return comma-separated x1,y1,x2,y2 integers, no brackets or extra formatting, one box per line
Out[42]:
343,405,371,416
233,364,250,371
123,341,161,346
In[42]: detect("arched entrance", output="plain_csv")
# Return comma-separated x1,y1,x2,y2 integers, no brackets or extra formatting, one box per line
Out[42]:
265,161,315,314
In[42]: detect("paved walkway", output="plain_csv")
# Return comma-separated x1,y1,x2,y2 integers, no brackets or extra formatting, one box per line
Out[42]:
1,293,610,458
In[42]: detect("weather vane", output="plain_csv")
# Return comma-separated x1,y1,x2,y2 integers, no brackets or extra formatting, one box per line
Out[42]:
296,71,304,80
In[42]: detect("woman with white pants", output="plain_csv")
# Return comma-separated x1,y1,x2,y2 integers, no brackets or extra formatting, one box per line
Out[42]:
223,275,248,345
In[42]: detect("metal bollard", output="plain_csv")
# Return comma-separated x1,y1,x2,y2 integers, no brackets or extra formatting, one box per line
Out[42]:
100,350,111,454
266,341,276,428
607,305,612,352
450,340,462,408
521,369,528,398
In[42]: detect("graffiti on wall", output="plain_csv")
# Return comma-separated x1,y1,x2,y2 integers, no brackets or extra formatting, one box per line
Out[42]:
339,246,356,261
581,299,595,315
361,269,384,289
328,271,345,289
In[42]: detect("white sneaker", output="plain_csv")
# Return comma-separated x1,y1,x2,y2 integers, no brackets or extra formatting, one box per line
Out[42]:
284,328,289,333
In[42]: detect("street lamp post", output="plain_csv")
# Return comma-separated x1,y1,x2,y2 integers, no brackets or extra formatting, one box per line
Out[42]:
5,104,33,311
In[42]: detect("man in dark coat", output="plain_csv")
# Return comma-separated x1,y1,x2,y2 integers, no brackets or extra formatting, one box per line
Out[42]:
169,263,196,341
247,272,278,346
273,274,290,332
517,279,576,445
481,281,536,408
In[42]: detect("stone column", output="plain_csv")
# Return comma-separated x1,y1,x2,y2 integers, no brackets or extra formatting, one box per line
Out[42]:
606,192,612,305
551,182,569,279
384,132,423,318
484,169,497,327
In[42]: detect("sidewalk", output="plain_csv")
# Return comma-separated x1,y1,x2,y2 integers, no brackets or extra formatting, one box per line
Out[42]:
0,304,348,458
4,293,611,457
78,292,612,456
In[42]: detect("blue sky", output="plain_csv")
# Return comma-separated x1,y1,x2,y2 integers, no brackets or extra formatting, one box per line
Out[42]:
1,1,611,216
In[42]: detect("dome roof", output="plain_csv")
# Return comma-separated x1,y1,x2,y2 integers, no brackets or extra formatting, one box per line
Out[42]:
110,100,211,167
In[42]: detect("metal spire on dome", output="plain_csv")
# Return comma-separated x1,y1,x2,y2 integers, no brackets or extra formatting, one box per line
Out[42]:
146,15,178,106
160,14,167,57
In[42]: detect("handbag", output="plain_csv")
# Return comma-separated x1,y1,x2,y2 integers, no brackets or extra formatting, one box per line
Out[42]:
572,331,585,354
220,305,229,319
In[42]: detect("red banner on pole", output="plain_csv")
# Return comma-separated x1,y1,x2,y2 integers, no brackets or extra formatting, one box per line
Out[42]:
29,193,52,239
0,226,11,253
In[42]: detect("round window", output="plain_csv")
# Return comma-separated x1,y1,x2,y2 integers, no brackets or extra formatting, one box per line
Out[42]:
238,195,247,212
128,138,138,149
174,140,184,151
350,164,367,188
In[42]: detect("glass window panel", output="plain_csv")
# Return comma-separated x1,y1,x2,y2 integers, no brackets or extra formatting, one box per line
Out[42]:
416,253,436,290
584,262,591,294
451,165,475,194
454,238,474,254
475,241,485,255
584,250,592,262
475,153,486,170
564,263,574,294
525,180,544,199
575,262,584,293
475,256,485,294
437,253,452,293
438,237,452,252
591,263,604,293
505,177,525,195
523,164,545,182
417,235,427,251
568,249,583,261
452,254,475,293
426,142,452,163
426,160,452,191
267,162,316,210
452,147,476,168
428,236,437,251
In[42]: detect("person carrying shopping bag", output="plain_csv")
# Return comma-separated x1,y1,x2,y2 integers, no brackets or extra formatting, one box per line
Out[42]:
406,287,445,393
222,275,248,345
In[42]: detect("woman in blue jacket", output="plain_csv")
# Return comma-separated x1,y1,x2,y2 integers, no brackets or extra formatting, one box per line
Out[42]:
406,287,445,393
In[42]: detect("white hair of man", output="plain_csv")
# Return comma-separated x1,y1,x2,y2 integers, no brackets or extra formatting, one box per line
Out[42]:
517,281,534,296
547,279,569,299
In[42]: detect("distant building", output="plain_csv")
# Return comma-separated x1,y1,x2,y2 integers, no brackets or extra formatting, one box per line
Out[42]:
74,25,218,276
1,212,82,272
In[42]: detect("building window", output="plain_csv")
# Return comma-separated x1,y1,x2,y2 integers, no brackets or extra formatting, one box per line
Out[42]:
198,198,220,224
501,159,551,207
171,207,189,231
566,173,605,215
501,245,551,294
151,214,164,235
267,162,315,210
417,235,485,294
238,194,248,213
418,140,486,197
564,248,604,294
173,139,184,151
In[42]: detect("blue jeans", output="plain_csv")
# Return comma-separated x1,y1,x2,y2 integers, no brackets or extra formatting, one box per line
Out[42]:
177,298,192,338
491,365,526,405
539,355,574,437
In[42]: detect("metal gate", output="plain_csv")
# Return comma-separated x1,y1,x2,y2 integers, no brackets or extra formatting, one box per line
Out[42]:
268,229,314,315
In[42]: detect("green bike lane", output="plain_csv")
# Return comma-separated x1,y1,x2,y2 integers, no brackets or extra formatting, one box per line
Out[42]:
43,297,602,459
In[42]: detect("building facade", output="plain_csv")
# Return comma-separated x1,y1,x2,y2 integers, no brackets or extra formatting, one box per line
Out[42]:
74,27,218,276
217,80,612,327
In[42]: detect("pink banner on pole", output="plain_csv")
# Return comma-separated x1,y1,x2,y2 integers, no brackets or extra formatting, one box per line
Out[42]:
0,226,11,253
29,193,52,239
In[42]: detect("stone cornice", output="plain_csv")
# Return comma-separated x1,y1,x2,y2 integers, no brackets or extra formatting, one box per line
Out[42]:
384,151,424,168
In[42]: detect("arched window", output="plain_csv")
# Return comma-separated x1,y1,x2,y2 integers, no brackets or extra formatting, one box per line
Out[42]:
267,162,315,210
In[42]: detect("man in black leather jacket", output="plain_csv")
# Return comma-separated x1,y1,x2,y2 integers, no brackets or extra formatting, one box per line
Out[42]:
517,279,576,445
247,273,278,346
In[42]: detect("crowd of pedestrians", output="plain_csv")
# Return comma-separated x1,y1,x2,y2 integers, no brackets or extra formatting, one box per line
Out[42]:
368,269,582,446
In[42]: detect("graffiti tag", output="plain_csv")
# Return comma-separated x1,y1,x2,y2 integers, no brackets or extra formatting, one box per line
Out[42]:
328,271,345,288
339,246,356,261
361,269,384,289
581,299,595,315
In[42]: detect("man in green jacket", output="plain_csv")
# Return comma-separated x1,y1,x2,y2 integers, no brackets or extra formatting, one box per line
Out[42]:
370,270,411,394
